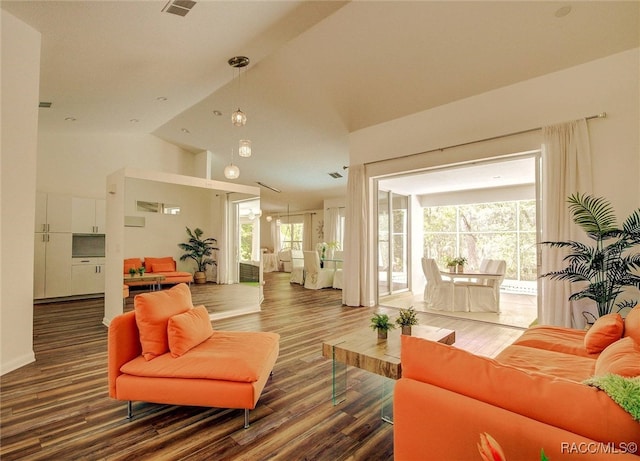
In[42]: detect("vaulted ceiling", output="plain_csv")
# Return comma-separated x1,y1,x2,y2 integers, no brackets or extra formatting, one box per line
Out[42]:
3,1,638,211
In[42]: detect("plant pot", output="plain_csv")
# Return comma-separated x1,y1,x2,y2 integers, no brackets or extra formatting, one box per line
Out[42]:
194,271,207,284
448,266,456,273
456,265,464,273
401,325,412,335
377,330,388,340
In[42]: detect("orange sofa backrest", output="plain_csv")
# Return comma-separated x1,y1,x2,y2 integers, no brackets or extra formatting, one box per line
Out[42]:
144,257,176,273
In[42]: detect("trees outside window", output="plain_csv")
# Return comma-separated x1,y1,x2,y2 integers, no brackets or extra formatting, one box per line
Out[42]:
280,222,303,250
424,200,537,283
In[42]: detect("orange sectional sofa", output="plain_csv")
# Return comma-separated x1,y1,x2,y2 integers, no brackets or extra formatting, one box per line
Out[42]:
123,257,194,287
108,284,280,428
394,308,640,460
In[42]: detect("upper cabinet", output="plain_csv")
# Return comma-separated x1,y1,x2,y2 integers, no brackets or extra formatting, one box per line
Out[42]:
35,192,72,233
72,197,106,234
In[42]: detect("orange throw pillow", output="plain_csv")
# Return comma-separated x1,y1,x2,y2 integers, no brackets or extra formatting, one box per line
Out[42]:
123,258,143,274
144,257,174,273
594,336,640,377
584,313,624,353
623,305,640,344
167,305,213,358
134,283,193,361
152,262,176,273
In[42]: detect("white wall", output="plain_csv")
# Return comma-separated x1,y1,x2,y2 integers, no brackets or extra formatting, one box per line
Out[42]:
1,11,40,375
37,132,196,199
124,178,216,272
349,48,640,307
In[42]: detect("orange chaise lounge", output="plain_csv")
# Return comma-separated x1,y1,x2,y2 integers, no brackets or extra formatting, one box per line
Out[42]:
108,283,280,428
394,308,640,460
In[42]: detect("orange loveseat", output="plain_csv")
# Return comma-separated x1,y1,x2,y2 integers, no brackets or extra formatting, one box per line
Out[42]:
108,284,280,428
123,257,194,287
394,308,640,460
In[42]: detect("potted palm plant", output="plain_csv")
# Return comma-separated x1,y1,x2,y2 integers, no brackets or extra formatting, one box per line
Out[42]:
540,193,640,325
178,227,219,284
370,313,395,339
396,307,418,335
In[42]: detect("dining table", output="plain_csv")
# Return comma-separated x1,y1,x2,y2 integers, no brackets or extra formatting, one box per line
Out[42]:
439,269,502,311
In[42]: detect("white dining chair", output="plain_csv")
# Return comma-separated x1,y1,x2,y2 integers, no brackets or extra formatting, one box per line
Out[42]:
331,250,343,289
422,257,469,311
289,250,305,285
303,251,334,289
468,259,506,312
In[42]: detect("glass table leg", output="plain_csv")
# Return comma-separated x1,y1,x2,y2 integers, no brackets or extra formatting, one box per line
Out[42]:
332,344,347,405
381,376,395,424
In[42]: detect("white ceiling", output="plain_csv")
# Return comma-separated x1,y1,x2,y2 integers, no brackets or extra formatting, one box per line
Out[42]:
3,1,639,212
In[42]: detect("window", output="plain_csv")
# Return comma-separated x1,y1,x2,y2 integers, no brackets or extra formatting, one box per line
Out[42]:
423,200,537,283
279,222,303,250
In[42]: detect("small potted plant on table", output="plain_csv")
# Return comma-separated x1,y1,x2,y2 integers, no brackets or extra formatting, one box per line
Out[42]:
370,313,395,340
446,257,457,273
396,307,418,335
455,257,467,273
128,267,137,277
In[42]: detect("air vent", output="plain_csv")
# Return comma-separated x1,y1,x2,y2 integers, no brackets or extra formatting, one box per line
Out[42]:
328,172,343,179
161,0,196,17
39,102,52,108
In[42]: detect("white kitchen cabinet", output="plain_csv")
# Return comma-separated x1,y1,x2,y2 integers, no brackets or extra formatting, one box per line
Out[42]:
71,258,105,295
72,198,106,234
35,192,72,233
34,232,72,299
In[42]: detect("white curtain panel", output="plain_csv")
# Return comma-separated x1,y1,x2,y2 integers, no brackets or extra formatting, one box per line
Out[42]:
216,193,229,284
325,207,340,248
271,220,280,253
540,119,593,327
303,213,313,251
343,164,369,306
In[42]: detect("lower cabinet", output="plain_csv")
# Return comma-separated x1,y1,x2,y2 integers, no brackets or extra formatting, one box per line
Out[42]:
34,233,72,299
71,258,105,295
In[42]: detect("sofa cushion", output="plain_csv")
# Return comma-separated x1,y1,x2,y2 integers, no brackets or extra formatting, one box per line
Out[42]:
134,283,193,361
584,312,624,353
595,336,640,377
152,261,176,273
144,256,175,273
623,305,640,344
121,330,280,382
495,345,595,382
167,305,213,357
124,257,143,274
511,325,595,358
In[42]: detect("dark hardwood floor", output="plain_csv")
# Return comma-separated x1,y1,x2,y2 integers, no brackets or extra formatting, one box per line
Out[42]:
1,272,525,460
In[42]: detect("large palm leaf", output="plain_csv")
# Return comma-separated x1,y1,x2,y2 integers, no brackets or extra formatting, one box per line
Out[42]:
541,194,640,319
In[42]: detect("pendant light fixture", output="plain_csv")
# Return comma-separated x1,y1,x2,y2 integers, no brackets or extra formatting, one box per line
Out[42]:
239,139,252,157
224,149,240,180
229,56,249,127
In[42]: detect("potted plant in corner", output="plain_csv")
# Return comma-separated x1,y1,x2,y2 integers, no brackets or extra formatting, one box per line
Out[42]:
178,227,219,284
370,313,395,339
540,193,640,325
396,307,419,335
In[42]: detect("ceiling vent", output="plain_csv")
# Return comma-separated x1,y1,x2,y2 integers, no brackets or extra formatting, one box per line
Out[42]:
328,172,343,179
161,0,196,17
39,102,52,108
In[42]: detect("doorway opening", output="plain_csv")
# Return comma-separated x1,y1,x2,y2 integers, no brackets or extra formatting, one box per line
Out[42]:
375,153,540,328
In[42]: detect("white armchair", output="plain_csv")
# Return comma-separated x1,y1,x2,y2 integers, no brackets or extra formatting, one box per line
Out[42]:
422,258,469,311
303,251,334,290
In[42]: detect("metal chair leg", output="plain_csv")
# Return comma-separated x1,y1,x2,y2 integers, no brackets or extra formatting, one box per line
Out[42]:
244,409,250,429
127,401,133,419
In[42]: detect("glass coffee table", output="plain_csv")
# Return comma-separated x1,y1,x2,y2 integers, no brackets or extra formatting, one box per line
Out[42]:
321,324,455,423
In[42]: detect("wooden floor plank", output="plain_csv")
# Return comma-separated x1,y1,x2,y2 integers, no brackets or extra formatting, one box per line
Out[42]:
1,272,524,460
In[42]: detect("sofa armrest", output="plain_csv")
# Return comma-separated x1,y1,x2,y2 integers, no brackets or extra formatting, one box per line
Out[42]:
107,311,141,398
394,378,640,460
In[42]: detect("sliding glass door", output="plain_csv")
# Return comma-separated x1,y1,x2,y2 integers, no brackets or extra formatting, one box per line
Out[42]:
378,189,410,297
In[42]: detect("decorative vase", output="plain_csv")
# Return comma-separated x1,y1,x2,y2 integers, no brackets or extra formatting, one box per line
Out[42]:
194,271,206,284
401,325,412,335
377,330,388,340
